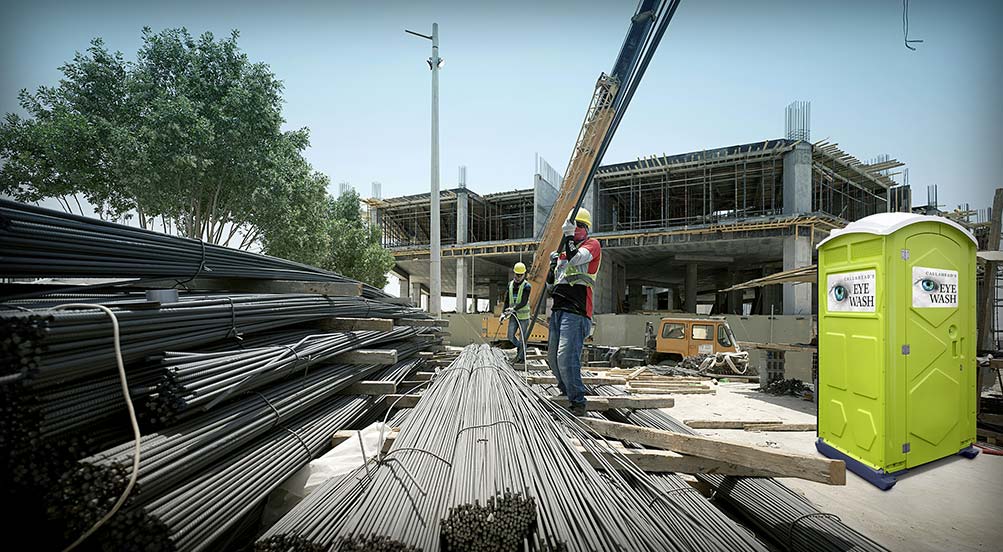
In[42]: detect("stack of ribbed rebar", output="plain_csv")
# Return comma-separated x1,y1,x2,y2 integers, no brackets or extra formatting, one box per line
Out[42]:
1,293,422,385
48,358,422,551
143,326,420,423
0,198,388,298
258,344,770,552
591,384,888,552
0,199,447,551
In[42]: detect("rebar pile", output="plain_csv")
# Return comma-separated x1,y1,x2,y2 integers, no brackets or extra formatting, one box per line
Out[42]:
0,198,388,297
1,293,422,386
532,384,770,552
259,345,765,552
49,358,421,551
144,326,420,422
592,384,888,552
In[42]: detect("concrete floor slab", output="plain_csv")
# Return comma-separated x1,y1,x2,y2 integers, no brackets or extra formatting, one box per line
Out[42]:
663,383,1003,552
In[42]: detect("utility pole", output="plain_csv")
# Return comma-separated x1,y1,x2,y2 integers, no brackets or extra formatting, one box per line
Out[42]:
406,23,443,315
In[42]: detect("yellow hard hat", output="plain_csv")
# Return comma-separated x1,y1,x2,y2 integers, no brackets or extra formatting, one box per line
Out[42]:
572,207,592,229
513,262,527,274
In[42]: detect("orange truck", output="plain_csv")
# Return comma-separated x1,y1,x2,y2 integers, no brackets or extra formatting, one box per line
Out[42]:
644,316,747,372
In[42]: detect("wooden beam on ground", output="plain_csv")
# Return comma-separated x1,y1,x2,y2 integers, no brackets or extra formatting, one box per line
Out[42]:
704,373,758,382
578,446,796,477
625,387,714,395
746,423,818,432
527,375,627,386
625,383,714,391
625,366,648,380
411,371,435,381
685,420,783,429
333,349,398,365
384,297,417,306
331,429,399,452
339,381,397,395
317,317,394,332
383,394,421,409
549,395,674,410
737,341,817,353
175,278,362,297
396,318,449,327
416,351,435,359
578,418,845,485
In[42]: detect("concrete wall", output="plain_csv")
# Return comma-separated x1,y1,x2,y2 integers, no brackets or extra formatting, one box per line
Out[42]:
592,313,815,381
442,313,488,346
533,174,559,238
445,311,816,383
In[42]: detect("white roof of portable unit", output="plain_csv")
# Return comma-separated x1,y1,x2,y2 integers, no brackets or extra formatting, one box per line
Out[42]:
817,212,977,248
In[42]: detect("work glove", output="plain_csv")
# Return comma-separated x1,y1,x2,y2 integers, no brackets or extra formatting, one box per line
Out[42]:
562,219,575,237
503,308,514,317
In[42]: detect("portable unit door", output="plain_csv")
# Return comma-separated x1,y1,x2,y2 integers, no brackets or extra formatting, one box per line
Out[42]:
894,224,976,469
818,233,887,471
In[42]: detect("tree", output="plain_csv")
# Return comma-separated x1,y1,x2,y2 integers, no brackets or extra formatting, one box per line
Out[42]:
263,188,395,289
0,27,325,250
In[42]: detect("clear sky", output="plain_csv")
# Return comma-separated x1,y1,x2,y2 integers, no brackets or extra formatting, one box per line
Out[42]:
2,0,1001,213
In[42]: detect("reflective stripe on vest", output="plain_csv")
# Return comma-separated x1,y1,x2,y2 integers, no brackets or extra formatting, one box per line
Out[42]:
508,280,531,320
562,240,602,287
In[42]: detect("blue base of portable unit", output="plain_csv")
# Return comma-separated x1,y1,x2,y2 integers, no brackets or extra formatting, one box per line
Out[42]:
816,439,980,491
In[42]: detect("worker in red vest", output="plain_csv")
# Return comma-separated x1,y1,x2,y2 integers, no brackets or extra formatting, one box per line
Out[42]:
547,207,601,416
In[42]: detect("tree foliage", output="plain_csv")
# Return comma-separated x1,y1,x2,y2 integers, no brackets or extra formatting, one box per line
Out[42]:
0,27,324,250
263,189,395,288
0,27,396,288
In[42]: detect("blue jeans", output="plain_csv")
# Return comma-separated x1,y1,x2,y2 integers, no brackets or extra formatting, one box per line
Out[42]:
507,317,528,361
547,310,591,406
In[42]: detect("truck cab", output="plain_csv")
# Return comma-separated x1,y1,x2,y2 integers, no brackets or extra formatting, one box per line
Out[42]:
645,317,741,364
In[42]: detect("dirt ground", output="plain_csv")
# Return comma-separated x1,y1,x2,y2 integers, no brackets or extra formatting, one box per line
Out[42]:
663,382,1003,552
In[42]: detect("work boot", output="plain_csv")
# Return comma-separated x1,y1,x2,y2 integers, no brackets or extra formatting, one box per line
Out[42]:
570,403,588,417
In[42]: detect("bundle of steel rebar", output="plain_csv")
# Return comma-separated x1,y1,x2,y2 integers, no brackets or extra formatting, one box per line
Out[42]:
592,385,888,552
1,293,421,386
144,326,420,421
0,199,388,297
50,358,421,551
526,382,768,552
260,345,758,552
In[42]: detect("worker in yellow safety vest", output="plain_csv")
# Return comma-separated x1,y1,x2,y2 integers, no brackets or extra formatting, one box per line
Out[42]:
502,261,531,362
547,207,601,416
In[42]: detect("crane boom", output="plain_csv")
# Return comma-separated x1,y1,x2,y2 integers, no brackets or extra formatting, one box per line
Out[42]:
523,0,679,336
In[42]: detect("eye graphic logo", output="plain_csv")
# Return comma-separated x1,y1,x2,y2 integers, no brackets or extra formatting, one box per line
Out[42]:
912,267,958,308
831,284,849,302
826,270,876,312
918,278,938,292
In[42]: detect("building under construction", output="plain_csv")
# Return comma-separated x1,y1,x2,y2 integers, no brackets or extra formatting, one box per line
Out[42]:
370,135,902,316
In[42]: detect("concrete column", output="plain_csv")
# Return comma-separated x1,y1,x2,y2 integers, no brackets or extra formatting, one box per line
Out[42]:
411,282,424,310
684,263,698,313
627,283,643,312
644,287,658,310
471,295,479,313
783,142,812,215
454,190,468,314
489,281,501,314
728,288,744,314
783,234,812,315
593,251,624,314
672,287,683,311
398,274,410,299
455,259,467,313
